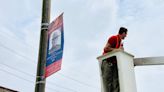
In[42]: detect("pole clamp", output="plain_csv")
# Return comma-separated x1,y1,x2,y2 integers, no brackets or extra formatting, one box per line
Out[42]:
41,23,49,30
41,23,49,26
36,80,46,85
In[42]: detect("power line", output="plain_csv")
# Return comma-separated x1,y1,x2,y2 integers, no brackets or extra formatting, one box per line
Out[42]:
0,68,34,83
0,63,34,77
0,42,36,64
0,35,98,81
0,36,100,90
0,41,99,88
0,68,60,92
0,61,99,91
0,34,98,80
0,32,35,50
0,63,77,92
47,81,77,92
58,73,100,89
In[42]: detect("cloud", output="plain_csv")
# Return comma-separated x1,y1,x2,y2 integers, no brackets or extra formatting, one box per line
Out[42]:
1,0,164,92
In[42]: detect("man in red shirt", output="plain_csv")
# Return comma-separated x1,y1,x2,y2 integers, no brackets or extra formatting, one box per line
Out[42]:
101,27,128,92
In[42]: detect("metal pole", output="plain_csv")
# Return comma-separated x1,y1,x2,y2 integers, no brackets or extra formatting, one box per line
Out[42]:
35,0,51,92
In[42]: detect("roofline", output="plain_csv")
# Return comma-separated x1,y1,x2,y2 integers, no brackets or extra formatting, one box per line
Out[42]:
0,86,18,92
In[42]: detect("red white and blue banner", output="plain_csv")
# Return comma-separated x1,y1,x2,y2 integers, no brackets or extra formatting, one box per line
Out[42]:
45,13,64,78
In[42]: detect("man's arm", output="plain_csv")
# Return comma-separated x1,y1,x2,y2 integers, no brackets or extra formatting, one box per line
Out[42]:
119,45,124,50
104,43,115,52
104,43,124,53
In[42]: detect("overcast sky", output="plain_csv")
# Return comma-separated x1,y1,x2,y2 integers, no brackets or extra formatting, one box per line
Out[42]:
0,0,164,92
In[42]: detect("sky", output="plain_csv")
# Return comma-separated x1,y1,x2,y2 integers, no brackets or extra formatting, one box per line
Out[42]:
0,0,164,92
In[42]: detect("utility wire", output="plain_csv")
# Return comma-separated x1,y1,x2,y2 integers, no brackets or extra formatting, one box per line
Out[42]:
58,73,99,89
0,35,98,81
0,34,98,80
0,63,77,92
0,68,60,92
0,68,34,83
0,38,100,90
0,32,35,50
0,63,34,77
0,42,36,64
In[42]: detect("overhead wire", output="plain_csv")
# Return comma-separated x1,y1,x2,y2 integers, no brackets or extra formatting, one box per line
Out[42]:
0,33,98,81
0,68,61,92
0,63,77,92
0,42,36,64
0,36,100,90
58,73,99,89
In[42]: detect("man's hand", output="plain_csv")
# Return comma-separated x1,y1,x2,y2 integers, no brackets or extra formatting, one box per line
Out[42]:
119,46,124,50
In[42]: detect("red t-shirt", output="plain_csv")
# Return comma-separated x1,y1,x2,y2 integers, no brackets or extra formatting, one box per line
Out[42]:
103,35,121,54
103,35,122,63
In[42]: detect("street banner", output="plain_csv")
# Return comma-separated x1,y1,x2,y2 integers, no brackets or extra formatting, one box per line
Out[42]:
45,13,64,78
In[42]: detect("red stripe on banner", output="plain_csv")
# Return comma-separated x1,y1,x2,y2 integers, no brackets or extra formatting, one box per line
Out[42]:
48,13,63,35
45,59,62,77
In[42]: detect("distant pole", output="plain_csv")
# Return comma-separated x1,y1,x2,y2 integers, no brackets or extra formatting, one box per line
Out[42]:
35,0,51,92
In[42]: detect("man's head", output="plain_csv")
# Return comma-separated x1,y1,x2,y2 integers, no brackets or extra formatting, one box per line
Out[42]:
118,27,128,39
52,33,59,46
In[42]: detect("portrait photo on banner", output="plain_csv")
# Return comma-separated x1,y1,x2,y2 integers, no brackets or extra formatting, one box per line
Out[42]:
48,27,61,54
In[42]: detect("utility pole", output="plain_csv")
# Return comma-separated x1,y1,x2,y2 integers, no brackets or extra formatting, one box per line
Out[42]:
35,0,51,92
